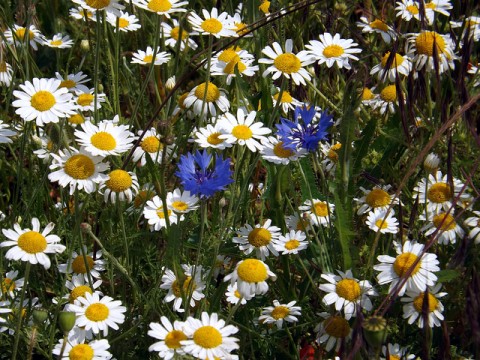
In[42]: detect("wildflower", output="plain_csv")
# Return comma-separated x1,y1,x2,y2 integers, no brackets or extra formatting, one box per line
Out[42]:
132,128,171,166
272,230,308,255
354,185,399,215
0,217,65,269
224,258,277,298
166,189,199,214
371,84,401,114
1,270,25,299
401,283,447,328
188,8,237,38
408,31,455,73
53,334,112,360
106,11,141,32
4,24,44,50
261,136,306,165
271,89,301,114
366,209,399,234
161,19,197,51
64,274,102,304
48,147,109,195
0,120,16,144
357,16,395,43
381,343,416,360
148,317,187,359
225,282,251,305
259,39,313,85
299,199,335,227
319,269,377,320
74,89,106,112
370,52,413,82
133,0,188,17
285,213,312,232
315,313,352,352
424,153,441,173
175,150,233,198
58,246,106,280
72,0,124,16
43,33,73,48
143,195,181,231
319,142,341,173
99,169,139,203
451,16,480,42
160,265,206,313
184,81,230,117
464,211,480,244
181,312,239,359
420,211,465,244
194,123,232,150
0,61,14,87
233,219,281,260
374,240,440,296
12,78,76,126
306,33,362,70
395,0,434,23
276,105,333,152
69,7,96,21
258,300,302,329
131,46,171,66
55,71,90,93
211,54,259,85
69,292,126,336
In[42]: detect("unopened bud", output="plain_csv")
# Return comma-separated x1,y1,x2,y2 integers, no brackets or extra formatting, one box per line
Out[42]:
80,223,92,234
58,311,76,334
80,39,90,52
363,315,387,349
32,308,48,325
423,153,440,173
165,76,176,91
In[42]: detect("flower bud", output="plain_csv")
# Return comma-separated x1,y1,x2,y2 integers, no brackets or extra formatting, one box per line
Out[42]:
32,308,48,325
424,153,440,173
165,76,176,91
363,315,387,349
80,39,90,52
58,311,76,334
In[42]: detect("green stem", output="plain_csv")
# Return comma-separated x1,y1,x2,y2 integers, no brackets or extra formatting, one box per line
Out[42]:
93,11,103,124
12,262,31,360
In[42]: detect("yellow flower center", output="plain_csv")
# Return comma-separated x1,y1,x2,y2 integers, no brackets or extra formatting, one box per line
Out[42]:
406,4,419,15
106,170,132,192
393,252,421,277
15,28,34,40
232,124,253,140
259,0,270,14
312,202,329,217
369,19,389,32
172,276,196,297
273,91,293,103
170,26,188,41
248,228,272,247
362,87,375,101
68,114,85,125
1,278,16,293
234,290,241,298
285,239,300,250
90,132,116,151
50,40,63,46
323,316,351,338
31,91,56,112
415,31,447,57
295,218,309,232
171,201,188,212
425,2,436,9
69,344,94,360
47,140,55,152
77,94,94,107
273,53,301,74
17,231,47,254
224,56,247,75
143,54,154,63
201,18,223,34
64,154,95,179
273,142,294,158
0,62,7,72
336,279,361,301
327,149,339,162
72,255,95,274
193,326,222,349
147,0,172,12
381,52,405,68
134,190,154,208
323,45,344,58
69,285,93,303
218,49,239,63
207,132,224,145
60,80,76,89
380,85,397,102
85,0,111,9
389,356,401,360
271,306,290,320
194,82,220,102
165,330,187,349
375,218,389,229
427,182,452,203
141,136,162,153
365,188,391,208
413,292,439,313
178,92,189,109
432,213,456,231
237,259,268,283
156,208,172,219
235,22,248,35
118,18,129,28
85,303,109,321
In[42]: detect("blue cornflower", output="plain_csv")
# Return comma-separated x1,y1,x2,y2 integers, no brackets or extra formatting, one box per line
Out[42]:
276,105,333,152
175,150,234,198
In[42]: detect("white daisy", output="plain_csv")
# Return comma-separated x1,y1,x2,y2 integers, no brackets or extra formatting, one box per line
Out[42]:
374,240,440,296
58,246,106,280
395,0,435,24
148,316,187,359
72,0,124,16
132,128,171,166
408,31,456,74
12,78,76,126
370,84,402,114
188,8,237,38
366,209,399,234
0,120,16,144
131,46,171,66
69,7,96,21
69,292,126,336
99,169,139,203
424,152,441,173
64,274,103,304
271,89,301,114
319,141,341,173
106,11,141,32
233,219,281,260
194,123,233,150
420,211,464,245
370,51,413,82
356,16,395,43
225,282,251,305
143,195,182,231
425,0,453,17
224,258,277,298
315,312,352,353
74,118,135,157
181,312,239,359
354,184,399,215
464,211,480,244
381,343,416,360
259,39,313,85
133,0,188,17
166,188,199,214
258,300,301,329
43,33,74,48
272,230,308,255
260,136,306,165
319,269,377,320
285,213,312,232
74,89,106,112
4,24,44,50
299,199,335,227
184,81,230,117
210,53,259,85
55,72,90,93
451,16,480,42
161,19,197,51
306,33,362,70
1,270,25,298
52,333,112,360
401,283,447,328
48,147,109,195
0,61,14,87
0,218,65,269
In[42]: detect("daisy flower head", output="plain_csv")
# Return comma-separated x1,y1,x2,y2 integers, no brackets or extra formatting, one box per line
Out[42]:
285,213,312,233
69,292,126,336
0,218,65,269
225,282,252,305
306,33,362,70
319,142,341,173
217,109,271,152
161,19,197,51
72,0,124,16
48,147,109,195
4,24,44,50
160,265,206,313
0,61,14,87
420,211,464,245
55,72,90,93
194,123,232,150
69,6,96,21
271,88,301,114
148,316,187,359
1,270,25,299
12,78,76,126
52,333,112,360
184,81,230,117
272,230,308,255
224,259,277,298
0,120,16,144
424,152,441,173
58,246,105,280
74,118,135,157
381,343,415,360
401,283,447,328
366,208,399,234
74,89,106,112
43,33,74,49
143,195,182,231
106,11,141,32
259,39,313,85
99,169,139,203
315,312,352,353
233,219,281,260
464,210,480,244
131,46,171,66
354,184,399,215
319,269,377,320
374,240,440,296
64,274,102,304
175,150,234,198
182,312,239,359
133,0,188,17
370,51,413,82
396,0,434,24
408,31,456,74
132,128,170,166
299,199,335,227
371,84,402,114
258,300,301,329
210,53,259,85
451,16,480,42
357,16,395,43
413,170,469,214
260,136,307,165
188,8,237,38
166,189,199,215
